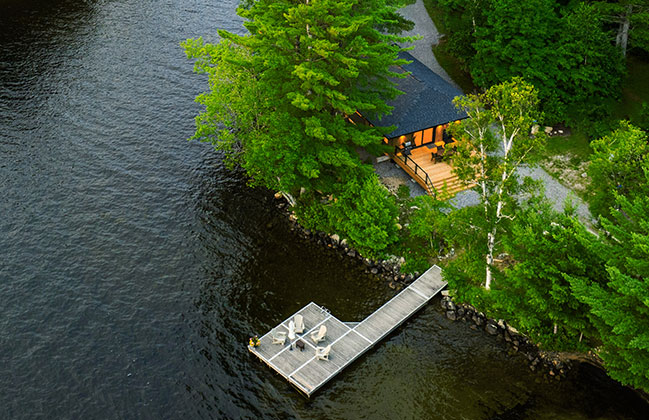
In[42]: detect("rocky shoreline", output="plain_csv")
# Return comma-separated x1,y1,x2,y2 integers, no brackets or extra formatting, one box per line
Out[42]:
274,192,573,379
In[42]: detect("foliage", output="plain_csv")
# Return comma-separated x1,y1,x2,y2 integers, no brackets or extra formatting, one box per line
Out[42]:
407,195,449,251
427,0,625,126
294,175,398,258
572,166,649,392
594,0,649,56
634,102,649,130
559,3,626,129
184,0,413,255
425,0,489,65
587,121,649,219
471,0,562,117
450,78,546,289
494,196,603,350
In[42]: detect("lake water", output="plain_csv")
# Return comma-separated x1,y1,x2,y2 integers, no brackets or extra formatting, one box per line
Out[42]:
0,0,646,418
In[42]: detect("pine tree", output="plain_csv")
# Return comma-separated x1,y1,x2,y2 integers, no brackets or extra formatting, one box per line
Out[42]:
183,0,413,253
496,197,602,350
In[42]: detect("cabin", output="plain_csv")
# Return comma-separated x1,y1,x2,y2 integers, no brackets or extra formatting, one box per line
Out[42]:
351,51,469,197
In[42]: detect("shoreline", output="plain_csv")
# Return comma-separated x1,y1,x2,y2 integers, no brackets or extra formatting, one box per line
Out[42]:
271,191,579,381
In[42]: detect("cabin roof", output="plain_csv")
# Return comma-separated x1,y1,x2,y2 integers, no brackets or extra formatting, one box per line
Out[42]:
364,51,467,138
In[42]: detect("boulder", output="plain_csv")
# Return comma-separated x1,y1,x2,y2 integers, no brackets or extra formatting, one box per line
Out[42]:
331,234,340,244
370,268,378,275
485,322,499,335
446,310,457,321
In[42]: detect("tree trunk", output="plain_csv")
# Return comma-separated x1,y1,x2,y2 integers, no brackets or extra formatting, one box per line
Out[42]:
485,229,496,289
616,4,632,57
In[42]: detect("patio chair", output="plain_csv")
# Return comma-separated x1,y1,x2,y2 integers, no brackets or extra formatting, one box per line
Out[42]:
294,314,305,334
310,325,327,344
315,345,331,361
271,328,287,345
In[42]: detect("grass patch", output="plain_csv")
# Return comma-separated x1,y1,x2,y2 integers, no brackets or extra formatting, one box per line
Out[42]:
541,130,591,164
613,54,649,122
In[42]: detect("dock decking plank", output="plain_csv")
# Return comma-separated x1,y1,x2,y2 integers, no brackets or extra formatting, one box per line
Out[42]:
249,264,447,397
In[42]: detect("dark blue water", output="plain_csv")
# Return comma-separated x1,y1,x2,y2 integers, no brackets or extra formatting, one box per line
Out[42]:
1,0,646,418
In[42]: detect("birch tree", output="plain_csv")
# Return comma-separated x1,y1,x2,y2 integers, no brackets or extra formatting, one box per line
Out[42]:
450,78,546,289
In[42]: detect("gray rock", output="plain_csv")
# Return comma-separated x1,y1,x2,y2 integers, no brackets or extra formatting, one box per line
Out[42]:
486,322,499,335
331,234,340,243
446,310,457,321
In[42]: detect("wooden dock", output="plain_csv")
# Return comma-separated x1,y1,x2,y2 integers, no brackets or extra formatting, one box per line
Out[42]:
248,265,447,397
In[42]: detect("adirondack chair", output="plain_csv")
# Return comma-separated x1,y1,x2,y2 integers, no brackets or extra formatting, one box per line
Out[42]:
294,314,305,334
271,328,286,345
315,344,331,361
310,325,327,344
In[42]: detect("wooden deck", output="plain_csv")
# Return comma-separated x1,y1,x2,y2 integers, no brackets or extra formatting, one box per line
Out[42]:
394,146,470,197
249,265,447,397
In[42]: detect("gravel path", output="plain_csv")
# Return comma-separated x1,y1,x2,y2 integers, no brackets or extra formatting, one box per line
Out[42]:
517,166,593,223
397,0,460,90
448,166,594,224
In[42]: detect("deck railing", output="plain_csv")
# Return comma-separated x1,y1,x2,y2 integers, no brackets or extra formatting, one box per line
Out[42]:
393,151,437,196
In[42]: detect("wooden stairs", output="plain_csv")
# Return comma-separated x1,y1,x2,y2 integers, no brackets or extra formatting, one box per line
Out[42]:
391,146,471,197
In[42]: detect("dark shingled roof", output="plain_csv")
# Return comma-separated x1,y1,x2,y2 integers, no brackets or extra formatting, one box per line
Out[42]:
364,50,467,138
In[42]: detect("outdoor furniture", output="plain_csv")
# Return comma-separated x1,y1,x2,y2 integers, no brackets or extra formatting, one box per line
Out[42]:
315,345,331,361
288,320,296,349
311,325,327,344
271,329,287,345
294,314,305,334
295,339,305,351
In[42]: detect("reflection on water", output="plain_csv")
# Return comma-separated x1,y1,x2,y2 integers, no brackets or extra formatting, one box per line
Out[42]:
0,0,646,419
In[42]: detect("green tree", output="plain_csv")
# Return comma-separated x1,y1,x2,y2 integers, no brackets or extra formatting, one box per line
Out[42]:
432,0,490,65
588,121,649,219
573,167,649,391
183,0,413,254
495,196,603,350
558,3,625,128
450,78,546,289
595,0,649,57
297,174,399,256
407,195,449,252
470,0,564,119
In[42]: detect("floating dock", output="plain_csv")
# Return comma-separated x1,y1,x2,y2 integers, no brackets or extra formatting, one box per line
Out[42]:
248,265,446,397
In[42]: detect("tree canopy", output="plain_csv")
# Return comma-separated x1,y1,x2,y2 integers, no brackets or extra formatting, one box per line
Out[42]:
183,0,414,255
449,77,545,289
588,121,649,219
431,0,625,126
